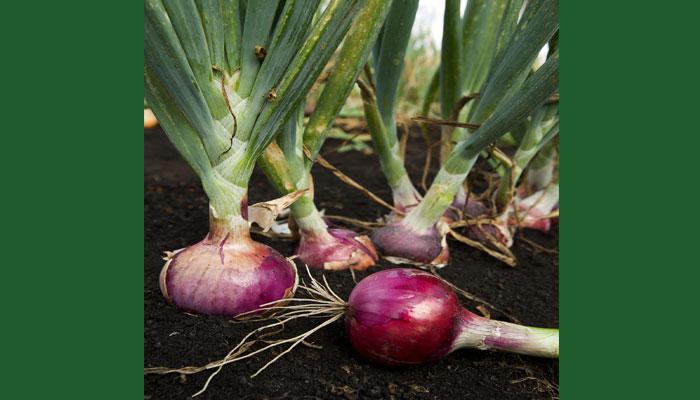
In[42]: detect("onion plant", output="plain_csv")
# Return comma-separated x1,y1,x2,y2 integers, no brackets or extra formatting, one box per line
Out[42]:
462,34,560,246
439,0,513,219
523,131,559,231
506,126,560,233
257,0,391,270
144,0,367,316
510,37,560,233
372,0,559,266
357,0,422,214
497,104,558,240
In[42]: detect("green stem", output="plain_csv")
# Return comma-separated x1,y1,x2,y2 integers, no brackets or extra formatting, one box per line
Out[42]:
528,138,558,192
302,0,392,165
439,0,462,162
496,111,558,208
469,0,558,127
202,171,248,219
161,0,229,121
402,50,559,231
222,0,242,73
244,0,365,163
455,311,559,358
420,65,440,144
290,196,328,233
402,156,474,232
237,0,319,143
358,80,419,209
237,0,280,98
259,142,297,193
373,0,419,147
258,142,326,232
277,108,305,185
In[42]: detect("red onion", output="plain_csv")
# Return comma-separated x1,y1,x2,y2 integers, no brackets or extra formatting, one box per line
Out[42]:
345,269,558,366
296,228,378,271
371,223,448,266
461,199,507,246
159,201,297,317
512,184,559,233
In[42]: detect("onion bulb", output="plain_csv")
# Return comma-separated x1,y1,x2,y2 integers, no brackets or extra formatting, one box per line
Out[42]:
296,228,378,271
345,269,558,366
159,202,297,317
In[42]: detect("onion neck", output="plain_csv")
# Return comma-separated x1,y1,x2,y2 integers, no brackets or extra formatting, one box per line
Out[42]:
392,174,422,212
292,196,332,240
402,168,468,232
528,140,557,193
517,183,559,217
205,195,253,244
451,309,559,359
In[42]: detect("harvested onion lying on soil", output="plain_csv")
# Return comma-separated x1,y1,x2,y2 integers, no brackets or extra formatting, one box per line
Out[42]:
147,267,558,397
346,268,559,365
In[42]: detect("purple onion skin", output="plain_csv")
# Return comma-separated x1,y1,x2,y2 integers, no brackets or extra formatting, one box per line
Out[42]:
345,269,559,366
520,215,551,232
442,194,467,223
345,269,461,366
159,205,296,317
371,222,448,265
464,199,489,218
296,228,378,271
513,202,557,232
462,199,507,246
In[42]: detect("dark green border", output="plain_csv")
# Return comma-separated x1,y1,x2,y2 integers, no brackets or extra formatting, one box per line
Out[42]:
563,2,698,399
4,1,697,398
3,2,143,398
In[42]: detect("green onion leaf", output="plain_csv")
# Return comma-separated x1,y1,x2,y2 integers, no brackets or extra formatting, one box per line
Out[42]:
303,0,392,161
373,0,419,145
222,0,242,73
472,0,558,124
144,0,226,162
238,0,281,98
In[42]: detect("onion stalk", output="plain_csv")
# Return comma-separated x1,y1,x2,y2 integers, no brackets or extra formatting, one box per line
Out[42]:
257,0,392,270
145,0,367,315
464,21,561,245
438,0,517,222
526,138,558,195
461,101,559,247
259,115,379,271
359,0,423,214
517,108,559,232
496,108,558,240
372,0,559,266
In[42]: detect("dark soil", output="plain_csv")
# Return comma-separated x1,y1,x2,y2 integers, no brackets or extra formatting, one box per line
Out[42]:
144,124,559,400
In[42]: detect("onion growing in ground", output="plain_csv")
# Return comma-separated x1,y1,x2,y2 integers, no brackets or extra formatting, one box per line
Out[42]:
257,0,392,270
461,198,508,247
513,137,560,232
511,182,559,232
145,0,368,315
259,123,380,271
295,224,379,270
368,0,559,266
159,199,297,316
